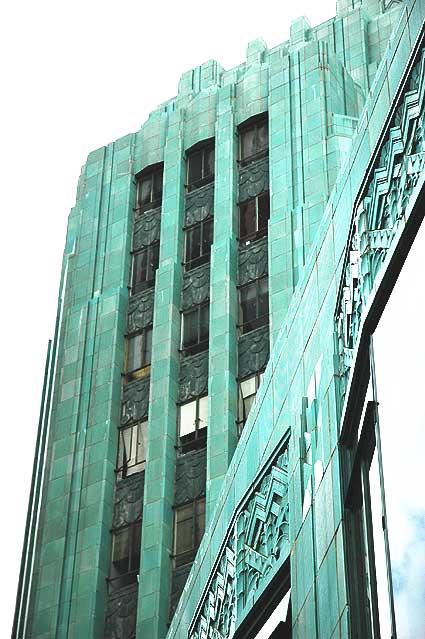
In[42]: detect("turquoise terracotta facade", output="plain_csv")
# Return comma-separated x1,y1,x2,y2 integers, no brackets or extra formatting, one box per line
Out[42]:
14,1,425,638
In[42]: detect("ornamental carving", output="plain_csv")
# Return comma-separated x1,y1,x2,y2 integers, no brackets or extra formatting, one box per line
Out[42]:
175,448,207,506
238,325,270,379
185,182,214,227
336,48,425,401
133,207,161,251
182,264,210,311
127,289,154,333
121,377,150,425
113,472,144,529
189,447,289,639
105,583,138,639
178,351,209,403
238,156,269,202
238,237,268,286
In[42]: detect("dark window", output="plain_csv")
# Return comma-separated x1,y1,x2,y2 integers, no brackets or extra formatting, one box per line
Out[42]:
135,165,163,214
116,421,147,479
237,372,263,436
239,277,269,333
131,242,159,293
239,114,269,163
178,396,208,453
173,499,206,568
109,522,141,591
125,328,152,380
184,218,213,270
238,192,270,245
182,304,209,355
186,143,215,191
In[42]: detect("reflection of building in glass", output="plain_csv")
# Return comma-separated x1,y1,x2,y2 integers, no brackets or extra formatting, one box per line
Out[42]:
13,1,425,638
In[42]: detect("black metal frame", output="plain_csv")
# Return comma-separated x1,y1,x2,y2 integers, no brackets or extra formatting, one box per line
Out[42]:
238,112,269,166
177,395,208,454
238,191,270,246
116,420,148,479
107,520,142,593
134,164,163,215
183,217,213,271
124,327,152,382
171,497,206,569
186,141,215,192
238,275,269,334
236,371,264,436
130,242,160,294
181,303,210,356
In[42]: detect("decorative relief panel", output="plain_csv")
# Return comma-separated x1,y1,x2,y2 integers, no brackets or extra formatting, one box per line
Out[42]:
238,237,268,286
184,182,214,227
238,156,269,202
175,448,207,506
178,351,209,403
182,264,210,311
105,583,138,639
121,377,150,425
238,325,270,379
336,49,425,403
188,447,289,639
133,207,161,251
127,289,154,333
113,473,144,529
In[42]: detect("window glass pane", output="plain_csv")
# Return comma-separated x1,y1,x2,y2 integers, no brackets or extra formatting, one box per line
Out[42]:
258,192,270,231
112,529,130,574
241,128,256,160
127,334,143,372
152,170,163,203
143,328,152,367
239,200,256,238
136,421,147,466
188,150,203,185
199,305,209,343
147,243,159,280
240,282,257,326
186,225,201,262
244,394,256,420
139,176,152,206
205,147,215,178
202,219,213,257
257,119,269,152
119,426,133,472
130,523,141,571
241,376,257,398
258,278,269,319
195,500,206,545
175,504,194,555
179,401,197,437
132,250,147,292
198,396,208,429
183,310,198,348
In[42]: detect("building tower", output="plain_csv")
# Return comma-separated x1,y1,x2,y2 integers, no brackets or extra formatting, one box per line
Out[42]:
13,0,425,638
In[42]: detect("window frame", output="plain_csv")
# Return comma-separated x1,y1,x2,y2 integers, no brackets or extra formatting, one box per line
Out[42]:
135,164,163,214
186,141,215,192
172,497,206,569
237,372,264,436
238,113,269,165
108,520,142,592
238,275,269,334
181,303,210,356
183,217,214,271
125,327,153,381
130,241,160,294
238,191,270,246
116,420,148,479
177,395,208,454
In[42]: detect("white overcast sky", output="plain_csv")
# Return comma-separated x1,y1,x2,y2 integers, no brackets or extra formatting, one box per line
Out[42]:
9,0,415,634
